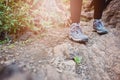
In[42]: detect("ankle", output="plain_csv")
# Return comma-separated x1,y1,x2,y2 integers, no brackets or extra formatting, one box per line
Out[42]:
71,22,80,25
71,23,80,27
94,19,101,22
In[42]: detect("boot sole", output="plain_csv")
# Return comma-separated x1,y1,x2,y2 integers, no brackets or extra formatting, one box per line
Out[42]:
93,29,108,35
69,36,88,43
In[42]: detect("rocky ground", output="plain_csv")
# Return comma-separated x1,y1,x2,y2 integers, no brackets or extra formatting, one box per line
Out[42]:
0,20,120,80
0,0,120,80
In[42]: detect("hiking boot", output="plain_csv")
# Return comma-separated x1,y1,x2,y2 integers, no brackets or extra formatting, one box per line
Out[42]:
93,20,108,34
69,23,88,42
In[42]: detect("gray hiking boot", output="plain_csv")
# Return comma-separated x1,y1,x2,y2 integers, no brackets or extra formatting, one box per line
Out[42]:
93,20,108,34
69,23,88,42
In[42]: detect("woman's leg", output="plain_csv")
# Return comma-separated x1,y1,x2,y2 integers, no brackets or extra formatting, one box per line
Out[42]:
94,0,106,19
93,0,108,34
69,0,88,42
70,0,83,23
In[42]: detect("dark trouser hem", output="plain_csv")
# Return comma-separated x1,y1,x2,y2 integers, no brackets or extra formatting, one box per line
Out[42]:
94,0,106,19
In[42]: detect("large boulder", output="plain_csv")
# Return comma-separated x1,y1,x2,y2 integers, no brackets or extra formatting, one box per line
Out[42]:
103,0,120,28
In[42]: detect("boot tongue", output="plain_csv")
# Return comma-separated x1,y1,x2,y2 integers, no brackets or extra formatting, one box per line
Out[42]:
72,23,79,27
94,20,102,28
70,23,83,34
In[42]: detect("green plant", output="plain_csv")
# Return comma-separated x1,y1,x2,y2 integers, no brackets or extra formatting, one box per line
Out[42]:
73,56,82,64
0,0,34,43
0,38,9,45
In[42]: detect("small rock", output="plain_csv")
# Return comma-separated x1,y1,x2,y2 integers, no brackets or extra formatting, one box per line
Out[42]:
16,53,20,56
46,65,61,80
33,69,37,73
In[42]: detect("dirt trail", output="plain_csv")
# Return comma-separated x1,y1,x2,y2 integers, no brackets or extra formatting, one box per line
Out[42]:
0,20,120,80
